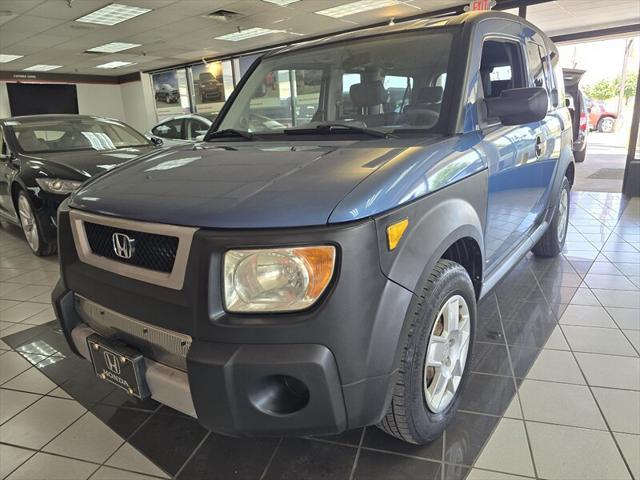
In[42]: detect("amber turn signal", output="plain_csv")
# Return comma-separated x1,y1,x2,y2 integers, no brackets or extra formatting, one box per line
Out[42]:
386,219,409,251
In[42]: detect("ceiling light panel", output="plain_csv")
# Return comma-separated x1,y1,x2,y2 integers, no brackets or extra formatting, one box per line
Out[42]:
95,61,136,69
0,54,23,63
87,42,141,53
215,27,285,41
261,0,301,5
315,0,402,18
76,4,151,26
23,65,62,72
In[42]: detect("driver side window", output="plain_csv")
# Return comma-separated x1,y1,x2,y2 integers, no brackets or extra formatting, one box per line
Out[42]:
480,39,526,123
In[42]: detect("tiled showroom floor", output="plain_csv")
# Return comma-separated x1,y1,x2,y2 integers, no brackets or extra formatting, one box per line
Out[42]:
0,191,638,480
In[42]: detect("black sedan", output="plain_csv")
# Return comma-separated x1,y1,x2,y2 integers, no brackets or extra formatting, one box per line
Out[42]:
0,114,159,255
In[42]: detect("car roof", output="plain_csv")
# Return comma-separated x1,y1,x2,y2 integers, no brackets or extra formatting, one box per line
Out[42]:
268,11,544,57
0,114,118,124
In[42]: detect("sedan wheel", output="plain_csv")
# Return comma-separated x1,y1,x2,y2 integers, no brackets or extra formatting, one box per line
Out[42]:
18,193,40,253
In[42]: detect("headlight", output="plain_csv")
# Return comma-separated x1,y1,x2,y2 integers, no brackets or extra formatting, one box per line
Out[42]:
224,246,336,313
36,178,84,195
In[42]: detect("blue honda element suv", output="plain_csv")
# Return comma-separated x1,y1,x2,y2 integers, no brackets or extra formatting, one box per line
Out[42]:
53,11,574,444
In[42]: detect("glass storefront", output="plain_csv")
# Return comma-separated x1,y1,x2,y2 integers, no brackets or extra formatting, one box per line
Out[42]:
151,69,191,118
191,61,235,115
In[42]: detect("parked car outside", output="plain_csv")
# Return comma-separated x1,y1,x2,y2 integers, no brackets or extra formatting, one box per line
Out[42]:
563,68,588,162
587,98,617,133
0,115,158,255
155,83,179,103
197,72,224,102
146,113,217,147
53,12,574,445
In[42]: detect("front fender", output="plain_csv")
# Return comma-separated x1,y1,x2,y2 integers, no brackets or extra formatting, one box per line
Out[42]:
374,169,488,296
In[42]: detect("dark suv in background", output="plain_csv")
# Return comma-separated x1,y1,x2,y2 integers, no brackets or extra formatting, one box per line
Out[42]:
563,68,588,162
53,12,574,445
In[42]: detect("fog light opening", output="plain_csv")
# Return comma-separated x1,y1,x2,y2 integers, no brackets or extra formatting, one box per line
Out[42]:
248,375,310,415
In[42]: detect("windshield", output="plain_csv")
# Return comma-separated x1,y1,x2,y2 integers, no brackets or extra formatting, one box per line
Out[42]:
10,118,151,153
217,30,453,137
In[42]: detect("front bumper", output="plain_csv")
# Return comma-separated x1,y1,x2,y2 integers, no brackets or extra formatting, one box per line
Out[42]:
53,207,414,436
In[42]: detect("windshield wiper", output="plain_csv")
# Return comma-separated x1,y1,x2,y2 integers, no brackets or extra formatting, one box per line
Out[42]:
284,123,397,139
205,129,254,141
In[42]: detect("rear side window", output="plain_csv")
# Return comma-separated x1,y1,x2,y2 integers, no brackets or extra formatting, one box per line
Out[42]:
152,118,183,139
480,40,526,99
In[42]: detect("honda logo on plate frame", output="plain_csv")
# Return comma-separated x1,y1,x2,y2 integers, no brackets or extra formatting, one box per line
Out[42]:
112,232,135,259
103,351,121,374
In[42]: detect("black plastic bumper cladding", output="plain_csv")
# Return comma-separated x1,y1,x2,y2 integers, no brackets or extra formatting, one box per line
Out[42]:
54,205,415,433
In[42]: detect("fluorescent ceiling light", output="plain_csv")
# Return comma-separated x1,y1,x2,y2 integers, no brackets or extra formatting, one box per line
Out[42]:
215,27,286,41
87,42,141,53
95,60,136,69
315,0,401,18
0,54,23,63
261,0,300,5
75,3,151,26
23,65,62,72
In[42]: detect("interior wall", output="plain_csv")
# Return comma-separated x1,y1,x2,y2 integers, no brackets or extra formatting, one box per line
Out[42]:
120,75,157,133
0,83,10,118
75,83,125,121
0,80,157,134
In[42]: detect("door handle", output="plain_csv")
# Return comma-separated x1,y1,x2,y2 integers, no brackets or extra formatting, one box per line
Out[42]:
535,135,545,158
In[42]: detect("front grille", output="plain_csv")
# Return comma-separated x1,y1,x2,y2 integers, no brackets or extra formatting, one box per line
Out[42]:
84,222,179,273
75,295,191,371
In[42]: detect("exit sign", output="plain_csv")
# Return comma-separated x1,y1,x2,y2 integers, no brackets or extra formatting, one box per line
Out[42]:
466,0,496,11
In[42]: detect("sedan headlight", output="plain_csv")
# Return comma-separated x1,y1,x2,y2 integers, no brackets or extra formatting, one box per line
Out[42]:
224,246,336,313
36,178,84,195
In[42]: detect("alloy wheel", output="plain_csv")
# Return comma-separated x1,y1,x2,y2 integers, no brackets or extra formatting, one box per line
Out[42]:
424,294,471,413
557,187,569,244
18,194,40,253
600,117,615,133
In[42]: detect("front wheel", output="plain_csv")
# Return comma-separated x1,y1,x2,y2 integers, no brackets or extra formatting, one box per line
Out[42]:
17,191,56,256
532,177,570,257
378,259,476,445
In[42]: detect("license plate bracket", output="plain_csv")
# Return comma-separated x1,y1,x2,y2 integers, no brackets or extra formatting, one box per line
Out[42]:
87,334,150,399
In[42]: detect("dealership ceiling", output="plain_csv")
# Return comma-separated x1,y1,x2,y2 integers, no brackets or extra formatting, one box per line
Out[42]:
0,0,638,76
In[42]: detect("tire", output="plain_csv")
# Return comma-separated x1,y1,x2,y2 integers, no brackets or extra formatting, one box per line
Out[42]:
573,148,586,163
16,190,56,256
597,116,615,133
532,177,570,258
378,259,476,445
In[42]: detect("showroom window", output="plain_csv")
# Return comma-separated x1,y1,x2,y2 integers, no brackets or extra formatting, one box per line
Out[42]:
191,60,235,115
151,69,191,118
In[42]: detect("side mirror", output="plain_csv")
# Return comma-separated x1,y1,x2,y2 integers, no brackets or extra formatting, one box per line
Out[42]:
150,136,164,146
195,134,205,141
484,87,548,126
0,153,13,161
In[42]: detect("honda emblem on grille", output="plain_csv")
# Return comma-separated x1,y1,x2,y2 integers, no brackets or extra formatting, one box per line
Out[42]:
112,233,135,259
103,351,121,374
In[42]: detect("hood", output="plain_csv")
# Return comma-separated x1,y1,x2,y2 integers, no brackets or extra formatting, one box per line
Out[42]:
26,146,157,178
70,137,450,229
